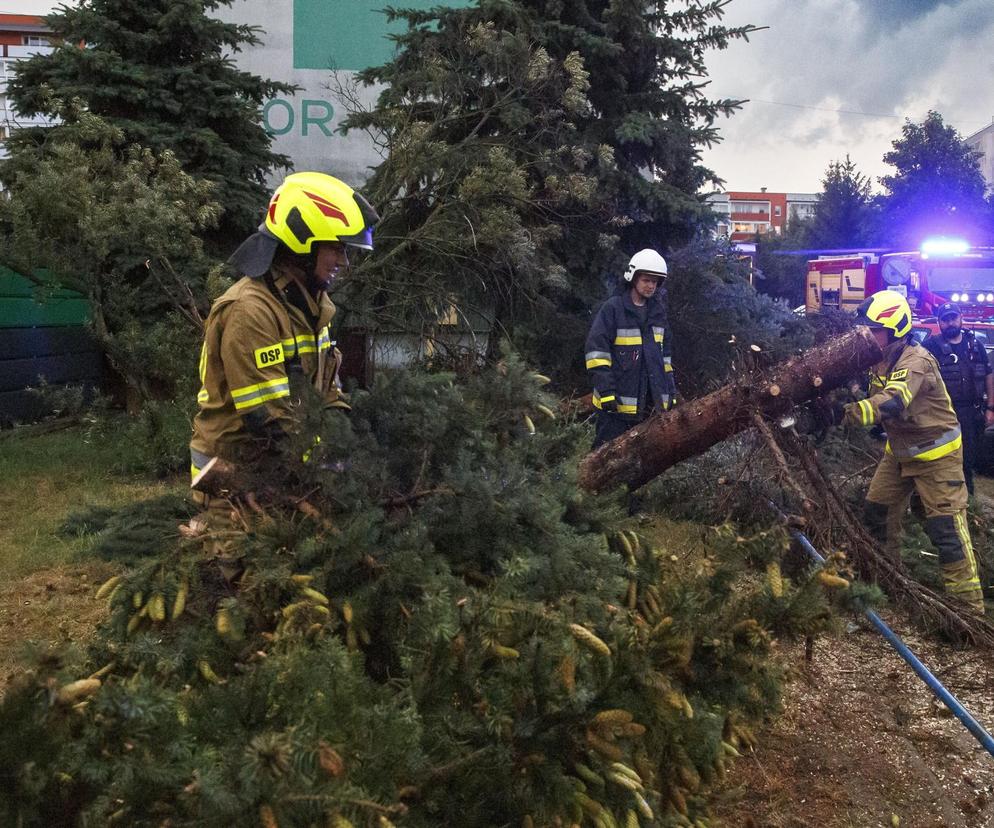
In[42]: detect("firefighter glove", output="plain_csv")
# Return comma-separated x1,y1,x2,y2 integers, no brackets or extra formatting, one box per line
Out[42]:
842,402,863,427
825,400,848,426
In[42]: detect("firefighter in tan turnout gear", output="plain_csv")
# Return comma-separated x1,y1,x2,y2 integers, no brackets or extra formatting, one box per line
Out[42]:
844,290,985,613
189,172,378,576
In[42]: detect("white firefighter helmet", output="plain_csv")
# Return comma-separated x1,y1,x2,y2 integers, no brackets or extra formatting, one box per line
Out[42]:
623,249,668,282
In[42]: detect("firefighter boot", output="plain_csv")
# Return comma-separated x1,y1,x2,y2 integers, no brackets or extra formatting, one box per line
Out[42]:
863,499,907,565
924,513,985,614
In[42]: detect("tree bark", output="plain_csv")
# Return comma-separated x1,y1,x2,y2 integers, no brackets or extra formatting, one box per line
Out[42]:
578,326,882,493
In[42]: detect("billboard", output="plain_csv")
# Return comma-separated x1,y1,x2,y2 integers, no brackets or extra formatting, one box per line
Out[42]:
221,0,468,186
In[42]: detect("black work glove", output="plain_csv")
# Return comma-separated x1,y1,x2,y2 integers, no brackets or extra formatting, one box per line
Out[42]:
811,397,847,430
599,398,617,413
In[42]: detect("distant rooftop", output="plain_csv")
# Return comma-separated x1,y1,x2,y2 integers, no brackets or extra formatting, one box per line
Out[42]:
965,121,994,142
0,12,48,30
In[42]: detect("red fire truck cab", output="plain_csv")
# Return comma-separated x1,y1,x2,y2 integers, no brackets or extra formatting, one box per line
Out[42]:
805,239,994,322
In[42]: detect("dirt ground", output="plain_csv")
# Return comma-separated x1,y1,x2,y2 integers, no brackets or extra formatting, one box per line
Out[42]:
712,610,994,828
0,561,116,691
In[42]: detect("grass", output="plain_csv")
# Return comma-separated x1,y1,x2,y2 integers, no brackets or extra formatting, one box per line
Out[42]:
0,424,185,579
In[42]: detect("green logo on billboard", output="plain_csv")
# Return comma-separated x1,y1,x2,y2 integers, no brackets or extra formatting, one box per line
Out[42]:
293,0,469,71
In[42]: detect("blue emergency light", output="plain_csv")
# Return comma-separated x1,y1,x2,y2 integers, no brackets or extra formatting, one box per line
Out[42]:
920,237,970,255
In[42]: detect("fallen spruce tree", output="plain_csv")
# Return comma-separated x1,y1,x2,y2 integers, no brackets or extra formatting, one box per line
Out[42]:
578,324,993,644
579,326,882,494
0,356,851,828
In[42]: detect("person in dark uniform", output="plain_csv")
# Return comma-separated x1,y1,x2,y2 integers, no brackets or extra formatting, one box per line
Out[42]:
584,249,677,449
922,302,994,495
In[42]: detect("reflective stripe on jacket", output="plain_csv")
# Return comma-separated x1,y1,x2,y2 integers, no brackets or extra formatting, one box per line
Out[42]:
190,264,347,477
855,339,962,462
584,291,676,417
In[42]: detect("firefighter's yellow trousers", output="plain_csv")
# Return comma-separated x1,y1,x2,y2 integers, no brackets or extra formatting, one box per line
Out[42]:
864,452,985,613
190,490,245,584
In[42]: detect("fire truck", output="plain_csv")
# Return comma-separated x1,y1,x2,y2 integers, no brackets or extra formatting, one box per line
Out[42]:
805,239,994,326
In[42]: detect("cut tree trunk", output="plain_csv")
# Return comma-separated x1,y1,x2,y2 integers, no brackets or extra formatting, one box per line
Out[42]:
578,326,882,493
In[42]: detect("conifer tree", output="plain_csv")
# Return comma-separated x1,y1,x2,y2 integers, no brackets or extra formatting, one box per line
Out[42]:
806,156,874,250
340,1,754,374
753,233,808,308
6,0,292,241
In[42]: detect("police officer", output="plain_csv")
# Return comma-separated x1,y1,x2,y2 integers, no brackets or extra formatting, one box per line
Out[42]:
922,302,994,495
844,291,984,613
585,249,677,449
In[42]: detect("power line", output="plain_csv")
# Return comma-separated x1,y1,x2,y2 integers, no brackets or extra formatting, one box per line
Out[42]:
745,98,903,119
746,97,991,134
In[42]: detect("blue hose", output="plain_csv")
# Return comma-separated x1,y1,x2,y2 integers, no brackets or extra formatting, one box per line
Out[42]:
774,504,994,759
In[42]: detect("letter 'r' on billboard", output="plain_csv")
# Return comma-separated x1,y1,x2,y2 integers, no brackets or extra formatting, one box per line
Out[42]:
292,0,471,71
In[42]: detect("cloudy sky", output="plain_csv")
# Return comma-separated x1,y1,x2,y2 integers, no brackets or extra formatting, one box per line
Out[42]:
10,0,994,198
1,0,53,13
701,0,994,195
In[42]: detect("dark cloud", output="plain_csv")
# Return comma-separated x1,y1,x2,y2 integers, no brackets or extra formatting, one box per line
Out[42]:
702,0,994,190
712,0,994,118
861,0,961,26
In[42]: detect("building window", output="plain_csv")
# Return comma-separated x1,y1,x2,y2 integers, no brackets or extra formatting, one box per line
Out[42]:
732,222,771,235
730,201,769,215
774,206,782,217
22,35,48,46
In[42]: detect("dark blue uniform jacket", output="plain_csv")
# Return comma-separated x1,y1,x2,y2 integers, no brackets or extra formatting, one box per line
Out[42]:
584,291,677,418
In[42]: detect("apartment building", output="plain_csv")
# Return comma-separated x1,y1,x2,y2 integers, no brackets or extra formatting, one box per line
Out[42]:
707,189,818,242
0,13,55,154
965,121,994,191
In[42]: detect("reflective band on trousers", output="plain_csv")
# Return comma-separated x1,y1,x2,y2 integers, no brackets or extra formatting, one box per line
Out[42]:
887,426,962,461
949,512,983,597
